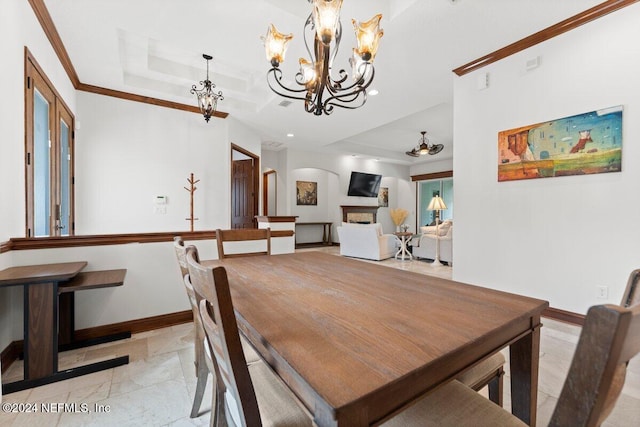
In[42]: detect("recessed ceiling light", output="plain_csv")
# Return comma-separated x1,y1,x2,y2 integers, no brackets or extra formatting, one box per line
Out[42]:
286,133,294,137
368,89,379,96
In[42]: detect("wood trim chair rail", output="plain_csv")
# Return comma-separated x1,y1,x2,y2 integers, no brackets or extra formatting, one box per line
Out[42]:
2,230,293,251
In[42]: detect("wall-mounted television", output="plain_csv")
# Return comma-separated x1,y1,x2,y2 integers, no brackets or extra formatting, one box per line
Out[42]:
347,171,382,197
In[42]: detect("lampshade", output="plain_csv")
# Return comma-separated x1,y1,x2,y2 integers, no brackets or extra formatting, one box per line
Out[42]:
353,14,384,62
197,92,218,121
264,24,293,66
427,195,447,211
298,58,317,88
312,0,343,45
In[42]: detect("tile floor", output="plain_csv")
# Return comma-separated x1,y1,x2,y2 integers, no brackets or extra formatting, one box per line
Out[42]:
1,248,639,426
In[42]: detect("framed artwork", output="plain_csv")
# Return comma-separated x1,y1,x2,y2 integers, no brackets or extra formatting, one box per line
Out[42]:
296,181,317,205
378,187,389,207
498,105,622,182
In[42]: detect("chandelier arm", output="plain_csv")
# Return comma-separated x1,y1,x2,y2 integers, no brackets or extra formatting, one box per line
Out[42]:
302,14,315,64
324,65,375,98
323,92,367,113
266,68,311,101
328,21,342,69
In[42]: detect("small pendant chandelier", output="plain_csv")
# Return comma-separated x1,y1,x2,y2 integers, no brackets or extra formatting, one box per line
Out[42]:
263,0,383,116
406,131,444,157
190,54,224,123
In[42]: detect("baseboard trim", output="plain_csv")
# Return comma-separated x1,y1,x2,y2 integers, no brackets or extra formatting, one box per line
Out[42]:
1,310,193,374
1,341,22,374
72,310,193,342
542,307,585,326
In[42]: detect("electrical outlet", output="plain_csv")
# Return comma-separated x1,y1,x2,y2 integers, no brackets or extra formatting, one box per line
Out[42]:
153,206,167,215
597,286,608,299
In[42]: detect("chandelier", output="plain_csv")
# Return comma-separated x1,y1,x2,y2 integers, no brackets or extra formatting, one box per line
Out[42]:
263,0,383,116
406,131,444,157
190,54,224,123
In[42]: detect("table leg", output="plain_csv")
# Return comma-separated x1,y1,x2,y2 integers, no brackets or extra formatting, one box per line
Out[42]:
59,292,74,345
24,282,57,379
509,320,541,426
322,224,328,245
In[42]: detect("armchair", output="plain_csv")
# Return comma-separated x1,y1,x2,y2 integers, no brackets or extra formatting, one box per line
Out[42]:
337,222,397,261
411,220,453,264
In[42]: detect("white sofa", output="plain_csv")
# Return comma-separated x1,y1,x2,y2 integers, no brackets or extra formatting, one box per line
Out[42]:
411,220,453,264
337,222,397,261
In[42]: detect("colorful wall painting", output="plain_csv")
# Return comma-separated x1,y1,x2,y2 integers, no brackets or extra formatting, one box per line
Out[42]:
498,106,622,182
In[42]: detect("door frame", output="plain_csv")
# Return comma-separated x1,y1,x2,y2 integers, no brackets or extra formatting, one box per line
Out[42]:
230,143,260,228
262,169,277,216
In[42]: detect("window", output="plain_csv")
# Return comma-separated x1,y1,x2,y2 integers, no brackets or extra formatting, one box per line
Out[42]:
418,178,453,226
25,49,75,237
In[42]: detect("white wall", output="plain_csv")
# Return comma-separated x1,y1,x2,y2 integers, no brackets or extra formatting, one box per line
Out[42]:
0,95,264,340
283,150,414,238
0,0,79,355
0,0,264,350
453,4,640,314
409,158,454,177
75,92,240,233
0,0,77,242
9,240,217,330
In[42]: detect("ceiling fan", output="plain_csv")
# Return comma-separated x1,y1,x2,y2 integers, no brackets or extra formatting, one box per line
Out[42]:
405,131,444,157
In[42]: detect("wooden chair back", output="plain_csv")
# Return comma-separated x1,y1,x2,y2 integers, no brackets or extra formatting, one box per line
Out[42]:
173,236,190,278
186,247,261,427
622,269,640,308
550,302,640,426
216,228,271,259
173,237,202,307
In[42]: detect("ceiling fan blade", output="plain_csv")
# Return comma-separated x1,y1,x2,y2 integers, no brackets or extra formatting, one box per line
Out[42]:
405,150,419,157
429,144,444,155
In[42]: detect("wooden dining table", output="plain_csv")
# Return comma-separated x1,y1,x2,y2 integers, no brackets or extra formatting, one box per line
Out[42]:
205,252,548,426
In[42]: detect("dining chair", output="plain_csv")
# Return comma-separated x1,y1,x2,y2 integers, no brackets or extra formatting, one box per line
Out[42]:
378,297,640,427
173,237,210,418
173,237,260,422
186,248,312,427
216,228,271,259
452,267,640,410
622,268,640,308
455,351,505,406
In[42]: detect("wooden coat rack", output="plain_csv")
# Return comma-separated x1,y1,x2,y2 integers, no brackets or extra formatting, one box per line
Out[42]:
184,173,200,231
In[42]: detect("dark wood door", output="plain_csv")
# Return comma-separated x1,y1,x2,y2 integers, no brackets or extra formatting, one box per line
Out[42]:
231,159,255,229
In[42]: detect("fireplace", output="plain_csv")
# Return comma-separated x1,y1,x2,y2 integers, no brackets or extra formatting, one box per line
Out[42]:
341,205,379,224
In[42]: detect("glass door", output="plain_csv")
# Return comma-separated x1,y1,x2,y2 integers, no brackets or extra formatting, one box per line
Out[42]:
26,51,75,237
58,108,73,235
418,178,453,227
33,87,53,236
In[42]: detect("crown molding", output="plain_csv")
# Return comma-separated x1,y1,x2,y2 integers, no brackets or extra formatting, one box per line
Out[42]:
453,0,639,76
27,0,228,118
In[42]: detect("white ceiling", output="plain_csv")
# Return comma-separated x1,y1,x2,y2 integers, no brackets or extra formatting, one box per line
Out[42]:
44,0,602,165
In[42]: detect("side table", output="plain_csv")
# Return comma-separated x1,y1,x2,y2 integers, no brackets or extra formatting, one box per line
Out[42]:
394,232,414,261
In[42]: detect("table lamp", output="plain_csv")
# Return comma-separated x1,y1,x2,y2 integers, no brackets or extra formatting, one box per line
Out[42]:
427,195,447,266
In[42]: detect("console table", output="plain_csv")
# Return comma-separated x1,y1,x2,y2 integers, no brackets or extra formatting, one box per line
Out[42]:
0,262,129,394
295,222,332,247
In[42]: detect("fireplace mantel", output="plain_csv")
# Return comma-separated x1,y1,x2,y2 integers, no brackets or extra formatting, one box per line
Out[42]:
340,205,379,223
